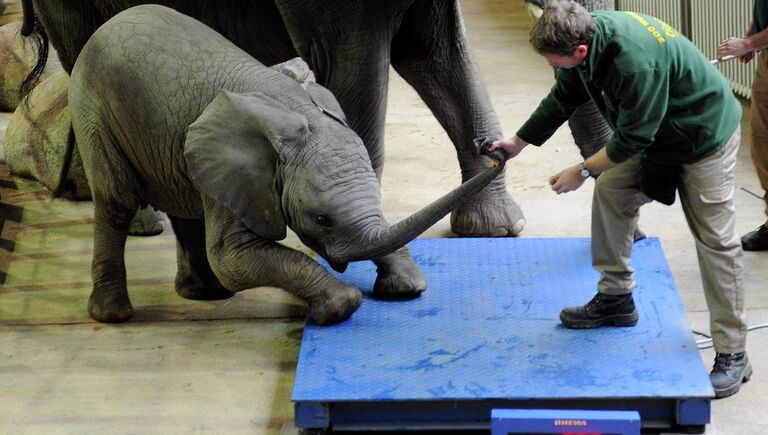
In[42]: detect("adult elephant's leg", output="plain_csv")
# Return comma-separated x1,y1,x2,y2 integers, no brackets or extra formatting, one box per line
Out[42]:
578,0,615,11
391,1,525,237
276,1,401,176
569,101,613,161
31,0,105,73
569,0,615,160
279,1,427,297
88,199,135,322
168,216,234,301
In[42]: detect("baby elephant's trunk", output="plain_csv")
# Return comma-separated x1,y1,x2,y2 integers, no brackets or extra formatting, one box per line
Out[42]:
336,153,507,263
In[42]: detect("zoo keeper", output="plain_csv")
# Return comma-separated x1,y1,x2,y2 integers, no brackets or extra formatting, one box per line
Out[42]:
489,0,750,398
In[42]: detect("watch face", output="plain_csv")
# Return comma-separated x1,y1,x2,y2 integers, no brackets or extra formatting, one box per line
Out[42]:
580,168,590,178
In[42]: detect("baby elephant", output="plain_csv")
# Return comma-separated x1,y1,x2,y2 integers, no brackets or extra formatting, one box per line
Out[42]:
69,5,502,324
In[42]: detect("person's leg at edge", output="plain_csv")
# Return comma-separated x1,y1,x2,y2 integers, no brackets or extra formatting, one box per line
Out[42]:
560,154,650,328
678,127,750,398
742,52,768,250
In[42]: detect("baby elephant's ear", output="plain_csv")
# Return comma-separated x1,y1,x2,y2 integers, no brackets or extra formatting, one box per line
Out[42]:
183,91,308,240
305,82,348,126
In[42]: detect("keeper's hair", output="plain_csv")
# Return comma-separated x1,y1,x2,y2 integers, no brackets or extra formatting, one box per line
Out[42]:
530,0,595,55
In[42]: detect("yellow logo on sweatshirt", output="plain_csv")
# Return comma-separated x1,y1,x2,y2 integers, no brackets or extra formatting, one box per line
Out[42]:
657,18,679,38
625,11,677,44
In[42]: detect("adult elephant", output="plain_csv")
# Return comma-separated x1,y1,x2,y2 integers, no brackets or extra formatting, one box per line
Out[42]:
21,0,525,237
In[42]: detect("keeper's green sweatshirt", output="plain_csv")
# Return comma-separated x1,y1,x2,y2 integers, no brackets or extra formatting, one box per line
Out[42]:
517,11,740,165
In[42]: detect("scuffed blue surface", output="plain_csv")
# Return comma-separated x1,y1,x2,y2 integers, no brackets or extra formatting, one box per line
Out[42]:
292,238,713,402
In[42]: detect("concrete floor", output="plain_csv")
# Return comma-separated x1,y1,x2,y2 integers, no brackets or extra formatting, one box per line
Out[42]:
1,1,766,434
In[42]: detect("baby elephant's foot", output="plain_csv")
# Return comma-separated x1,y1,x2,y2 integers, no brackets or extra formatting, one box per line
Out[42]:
175,273,234,301
309,285,362,326
88,287,133,323
373,250,427,300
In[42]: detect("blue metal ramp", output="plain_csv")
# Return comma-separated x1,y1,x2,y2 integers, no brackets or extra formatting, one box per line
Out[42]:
292,238,713,431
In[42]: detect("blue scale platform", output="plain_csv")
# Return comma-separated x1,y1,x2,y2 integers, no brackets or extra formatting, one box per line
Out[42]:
292,238,713,431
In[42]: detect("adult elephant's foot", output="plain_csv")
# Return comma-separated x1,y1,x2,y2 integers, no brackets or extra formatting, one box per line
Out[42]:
450,187,525,237
372,247,427,300
88,287,133,323
128,206,166,236
309,284,362,326
175,271,234,300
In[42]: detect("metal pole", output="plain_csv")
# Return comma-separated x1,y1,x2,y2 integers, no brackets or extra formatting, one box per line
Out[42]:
710,55,737,65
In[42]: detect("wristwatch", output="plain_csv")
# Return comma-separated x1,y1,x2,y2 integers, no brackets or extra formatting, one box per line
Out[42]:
578,161,591,178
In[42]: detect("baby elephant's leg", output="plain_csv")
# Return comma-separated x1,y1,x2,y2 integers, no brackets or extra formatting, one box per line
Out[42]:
88,200,136,322
210,238,362,325
169,216,234,300
203,197,362,325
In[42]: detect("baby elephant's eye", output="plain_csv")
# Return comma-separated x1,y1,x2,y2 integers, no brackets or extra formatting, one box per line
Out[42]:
315,215,332,227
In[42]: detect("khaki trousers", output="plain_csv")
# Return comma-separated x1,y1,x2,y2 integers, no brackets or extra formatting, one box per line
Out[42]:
591,128,747,353
751,52,768,220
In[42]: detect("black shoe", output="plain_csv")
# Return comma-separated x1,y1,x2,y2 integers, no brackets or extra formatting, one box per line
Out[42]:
741,225,768,251
710,352,752,398
559,293,639,329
